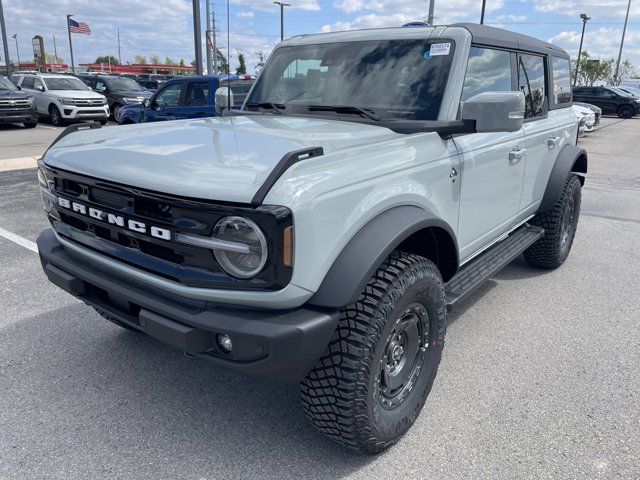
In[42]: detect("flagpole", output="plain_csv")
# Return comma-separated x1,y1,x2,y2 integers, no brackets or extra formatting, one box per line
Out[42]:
66,14,75,73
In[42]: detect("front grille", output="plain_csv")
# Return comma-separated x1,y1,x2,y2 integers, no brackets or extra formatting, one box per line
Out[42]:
42,166,293,290
0,99,30,107
72,98,105,106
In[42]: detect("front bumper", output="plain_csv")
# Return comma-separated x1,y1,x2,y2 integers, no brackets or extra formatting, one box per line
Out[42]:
0,106,37,124
60,104,109,120
37,229,338,383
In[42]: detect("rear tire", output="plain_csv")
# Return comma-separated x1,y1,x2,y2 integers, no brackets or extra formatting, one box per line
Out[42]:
617,104,634,119
524,174,582,269
23,120,37,128
301,252,446,454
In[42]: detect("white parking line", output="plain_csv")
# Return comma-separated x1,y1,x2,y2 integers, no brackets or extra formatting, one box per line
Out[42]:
0,227,38,253
37,125,59,131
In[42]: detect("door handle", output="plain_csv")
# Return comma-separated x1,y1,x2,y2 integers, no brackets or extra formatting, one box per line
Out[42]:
449,167,458,183
547,136,561,148
195,110,207,115
509,148,527,163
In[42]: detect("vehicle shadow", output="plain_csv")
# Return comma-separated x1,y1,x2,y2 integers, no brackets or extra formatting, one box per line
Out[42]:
1,304,372,479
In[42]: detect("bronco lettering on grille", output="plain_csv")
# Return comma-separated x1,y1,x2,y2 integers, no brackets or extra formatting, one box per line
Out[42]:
57,196,172,241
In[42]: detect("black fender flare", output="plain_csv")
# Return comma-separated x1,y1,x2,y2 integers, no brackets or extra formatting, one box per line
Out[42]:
538,144,587,212
308,205,458,308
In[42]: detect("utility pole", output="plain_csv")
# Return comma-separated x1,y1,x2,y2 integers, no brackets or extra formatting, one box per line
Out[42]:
192,0,203,75
273,2,290,42
0,0,11,77
206,0,212,74
53,34,58,61
613,0,631,85
573,13,590,86
11,33,19,69
427,0,435,25
480,0,486,24
66,14,76,73
117,28,122,65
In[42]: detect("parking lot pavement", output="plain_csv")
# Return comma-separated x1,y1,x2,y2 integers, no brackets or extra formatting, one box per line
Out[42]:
0,120,118,164
0,118,639,479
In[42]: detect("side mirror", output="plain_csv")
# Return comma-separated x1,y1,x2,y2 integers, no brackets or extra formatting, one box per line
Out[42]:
38,85,45,92
215,87,234,115
462,91,525,133
143,98,151,108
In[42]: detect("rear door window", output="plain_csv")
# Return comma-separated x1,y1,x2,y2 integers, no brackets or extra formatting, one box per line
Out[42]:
183,82,210,106
518,54,546,119
462,47,513,102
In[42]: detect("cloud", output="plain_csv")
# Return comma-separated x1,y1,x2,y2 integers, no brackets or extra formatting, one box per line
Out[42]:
236,11,255,19
549,27,640,60
230,0,320,12
322,0,505,32
494,14,527,22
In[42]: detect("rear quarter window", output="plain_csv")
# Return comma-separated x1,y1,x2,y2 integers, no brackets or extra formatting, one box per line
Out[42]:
551,57,571,107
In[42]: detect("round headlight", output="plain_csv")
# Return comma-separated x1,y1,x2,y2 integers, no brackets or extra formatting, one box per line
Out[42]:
213,216,268,278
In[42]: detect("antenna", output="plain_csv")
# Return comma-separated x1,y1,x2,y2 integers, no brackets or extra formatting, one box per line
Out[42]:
227,0,230,111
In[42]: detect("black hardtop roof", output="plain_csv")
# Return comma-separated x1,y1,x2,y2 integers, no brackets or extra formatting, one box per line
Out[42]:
451,23,570,60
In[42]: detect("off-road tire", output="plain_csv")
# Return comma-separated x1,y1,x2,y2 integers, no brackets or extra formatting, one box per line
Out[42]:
49,105,64,126
524,174,582,269
93,306,139,331
301,252,446,454
617,104,634,119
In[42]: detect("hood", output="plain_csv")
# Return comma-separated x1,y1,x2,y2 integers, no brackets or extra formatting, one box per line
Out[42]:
572,105,593,116
0,89,29,99
49,89,105,99
44,115,400,204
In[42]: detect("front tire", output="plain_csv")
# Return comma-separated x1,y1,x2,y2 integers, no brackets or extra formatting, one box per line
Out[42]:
524,174,582,269
23,120,38,128
301,252,446,454
49,105,65,126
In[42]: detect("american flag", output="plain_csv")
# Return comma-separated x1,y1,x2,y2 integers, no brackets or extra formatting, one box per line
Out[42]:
68,18,91,35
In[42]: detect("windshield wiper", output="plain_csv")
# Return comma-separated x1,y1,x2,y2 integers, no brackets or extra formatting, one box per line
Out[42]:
307,105,380,121
245,102,285,115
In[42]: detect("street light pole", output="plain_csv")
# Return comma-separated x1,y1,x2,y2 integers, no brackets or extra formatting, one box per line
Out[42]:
11,33,19,69
480,0,487,24
0,0,12,77
427,0,435,24
613,0,631,85
573,13,590,86
273,2,290,42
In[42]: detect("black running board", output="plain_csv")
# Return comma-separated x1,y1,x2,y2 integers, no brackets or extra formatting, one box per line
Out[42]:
445,225,544,309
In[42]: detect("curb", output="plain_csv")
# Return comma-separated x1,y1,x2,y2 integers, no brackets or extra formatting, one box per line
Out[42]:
0,156,40,173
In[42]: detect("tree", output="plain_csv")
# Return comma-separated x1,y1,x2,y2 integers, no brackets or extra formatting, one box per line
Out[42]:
95,55,119,65
215,49,229,74
255,51,266,73
607,59,637,86
236,51,246,74
150,54,160,64
572,52,613,86
165,57,177,66
134,55,147,64
45,53,64,64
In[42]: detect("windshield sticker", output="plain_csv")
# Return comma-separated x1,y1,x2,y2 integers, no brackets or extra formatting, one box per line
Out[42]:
429,43,451,56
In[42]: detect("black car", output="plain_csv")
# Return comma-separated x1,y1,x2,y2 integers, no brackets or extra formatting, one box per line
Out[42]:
76,74,152,119
572,86,640,118
0,76,38,128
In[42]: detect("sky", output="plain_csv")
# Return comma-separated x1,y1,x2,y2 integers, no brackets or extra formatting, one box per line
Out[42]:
1,0,639,75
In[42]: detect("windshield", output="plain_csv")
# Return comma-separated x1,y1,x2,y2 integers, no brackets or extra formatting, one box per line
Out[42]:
0,77,18,91
43,77,91,91
105,77,144,91
246,39,455,121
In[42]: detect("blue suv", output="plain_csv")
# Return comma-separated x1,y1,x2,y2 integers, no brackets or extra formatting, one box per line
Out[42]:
117,75,254,124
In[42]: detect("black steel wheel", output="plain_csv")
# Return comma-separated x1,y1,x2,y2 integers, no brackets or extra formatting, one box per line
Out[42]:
301,252,446,454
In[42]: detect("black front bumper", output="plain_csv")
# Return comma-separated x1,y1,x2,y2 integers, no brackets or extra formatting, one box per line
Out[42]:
37,229,338,383
0,107,37,124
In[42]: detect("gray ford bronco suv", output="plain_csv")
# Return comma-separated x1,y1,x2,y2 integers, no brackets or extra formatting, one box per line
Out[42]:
36,24,586,454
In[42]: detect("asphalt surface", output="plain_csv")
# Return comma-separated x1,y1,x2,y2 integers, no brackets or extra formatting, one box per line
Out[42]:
0,117,639,479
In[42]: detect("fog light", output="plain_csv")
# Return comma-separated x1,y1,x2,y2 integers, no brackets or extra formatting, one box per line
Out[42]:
217,334,233,353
